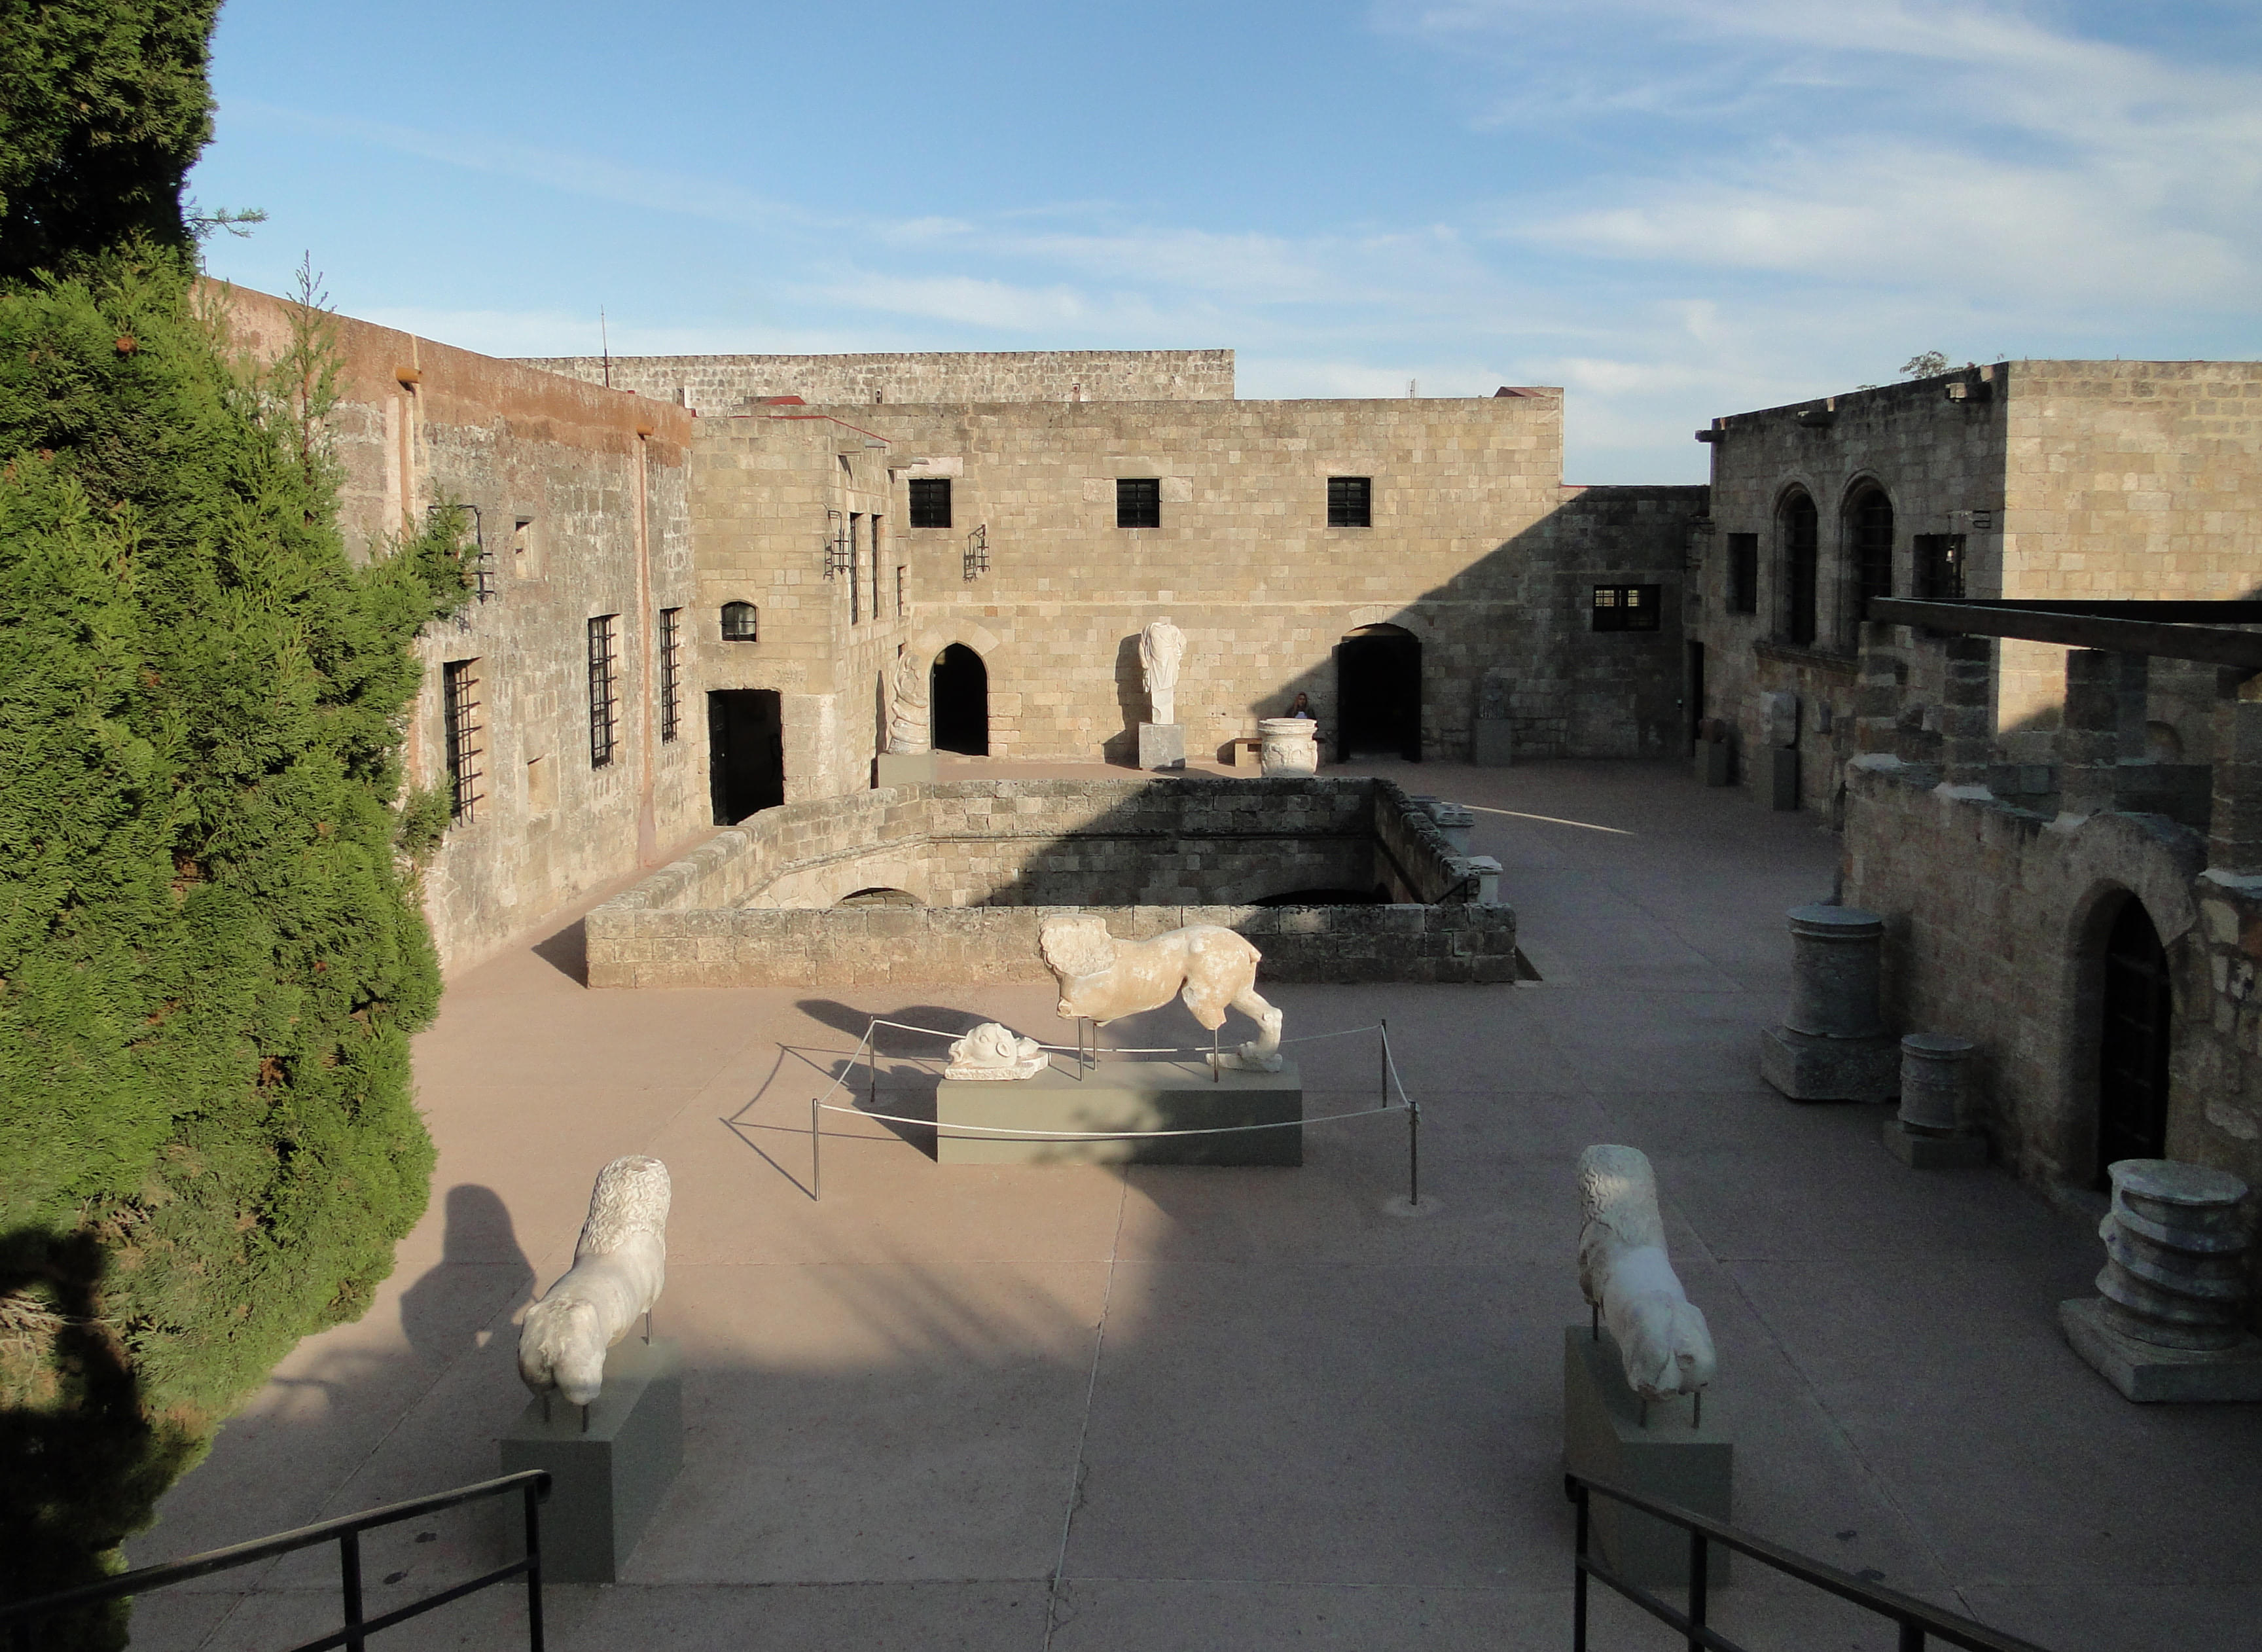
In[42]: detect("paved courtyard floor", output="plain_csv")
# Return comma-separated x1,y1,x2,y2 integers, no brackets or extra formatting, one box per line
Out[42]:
126,760,2262,1651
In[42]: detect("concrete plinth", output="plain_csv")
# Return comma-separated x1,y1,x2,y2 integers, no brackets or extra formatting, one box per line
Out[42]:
1882,1117,1988,1168
499,1337,683,1584
1761,745,1799,811
1138,723,1185,772
936,1058,1301,1166
1761,1024,1899,1102
2059,1298,2262,1403
1562,1328,1732,1587
1695,741,1731,787
1472,718,1515,766
874,751,935,787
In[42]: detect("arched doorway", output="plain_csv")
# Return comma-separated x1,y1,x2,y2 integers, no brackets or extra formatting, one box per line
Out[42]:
1847,486,1894,622
931,643,988,755
2097,895,2172,1183
1336,624,1421,761
1780,491,1818,645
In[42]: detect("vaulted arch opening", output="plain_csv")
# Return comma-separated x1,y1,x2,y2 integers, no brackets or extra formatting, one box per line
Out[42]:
1336,623,1420,761
2096,894,2173,1183
931,643,989,756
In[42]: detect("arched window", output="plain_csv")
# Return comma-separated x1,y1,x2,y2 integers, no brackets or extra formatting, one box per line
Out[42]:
1848,487,1894,618
1780,492,1818,645
721,602,759,642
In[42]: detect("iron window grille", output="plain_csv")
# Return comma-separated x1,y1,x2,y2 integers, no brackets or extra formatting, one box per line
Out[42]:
1852,491,1894,608
1782,494,1820,645
428,502,491,601
1913,533,1967,602
658,608,683,744
586,615,619,768
441,658,484,824
721,601,759,642
1727,533,1759,614
1117,478,1161,530
895,564,907,617
1327,476,1373,528
908,477,952,528
1592,585,1662,633
963,523,990,580
849,514,863,623
824,511,852,577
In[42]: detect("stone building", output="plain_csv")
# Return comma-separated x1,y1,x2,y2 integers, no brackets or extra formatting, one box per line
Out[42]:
1688,359,2262,814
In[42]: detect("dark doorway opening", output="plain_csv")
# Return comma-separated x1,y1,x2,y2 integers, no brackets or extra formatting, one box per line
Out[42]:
708,689,783,825
1336,624,1421,761
931,643,989,755
2097,895,2172,1183
1686,639,1706,753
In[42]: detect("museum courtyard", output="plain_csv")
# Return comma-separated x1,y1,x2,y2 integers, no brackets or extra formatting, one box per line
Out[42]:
121,760,2262,1652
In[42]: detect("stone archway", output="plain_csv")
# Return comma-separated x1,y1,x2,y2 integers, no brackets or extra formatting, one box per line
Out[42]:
931,643,989,756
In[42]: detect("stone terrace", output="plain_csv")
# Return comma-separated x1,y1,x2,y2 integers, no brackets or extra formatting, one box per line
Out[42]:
125,761,2262,1652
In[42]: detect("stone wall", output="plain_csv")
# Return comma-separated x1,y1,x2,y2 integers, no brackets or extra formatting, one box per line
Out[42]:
217,285,708,972
1693,360,2262,810
583,778,1515,986
1842,757,2262,1205
516,350,1234,414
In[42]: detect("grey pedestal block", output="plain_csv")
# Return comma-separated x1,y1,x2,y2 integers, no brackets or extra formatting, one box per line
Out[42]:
1472,717,1515,766
1761,744,1799,811
1761,1024,1899,1102
1695,742,1732,787
1882,1118,1988,1168
2059,1298,2262,1403
499,1337,683,1583
1137,723,1185,772
874,751,935,787
937,1058,1301,1166
1562,1328,1732,1587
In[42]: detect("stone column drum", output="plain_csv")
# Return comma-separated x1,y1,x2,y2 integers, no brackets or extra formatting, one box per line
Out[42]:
1759,905,1900,1102
1882,1033,1986,1168
2060,1160,2262,1401
1259,717,1320,776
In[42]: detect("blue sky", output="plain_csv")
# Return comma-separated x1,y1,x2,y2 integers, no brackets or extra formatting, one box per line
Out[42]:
189,1,2262,483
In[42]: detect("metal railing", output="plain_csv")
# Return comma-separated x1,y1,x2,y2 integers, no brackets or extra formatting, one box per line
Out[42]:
1,1469,550,1652
1564,1471,2051,1652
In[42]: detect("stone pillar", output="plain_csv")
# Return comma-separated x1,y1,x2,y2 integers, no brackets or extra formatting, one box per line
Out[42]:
1759,905,1899,1101
2060,1160,2262,1401
2059,649,2118,817
1882,1033,1986,1168
2206,673,2262,882
1258,717,1319,776
2115,653,2152,764
1939,635,1994,791
1853,620,1905,758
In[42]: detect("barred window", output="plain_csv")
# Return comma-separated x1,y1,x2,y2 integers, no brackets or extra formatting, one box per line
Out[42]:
587,615,619,768
441,658,483,824
658,608,683,744
1850,488,1894,612
1914,533,1967,602
908,477,952,528
721,601,759,641
1327,476,1372,528
1117,477,1160,529
1592,584,1662,633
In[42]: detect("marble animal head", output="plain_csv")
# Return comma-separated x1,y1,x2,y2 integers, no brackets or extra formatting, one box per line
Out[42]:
950,1022,1041,1068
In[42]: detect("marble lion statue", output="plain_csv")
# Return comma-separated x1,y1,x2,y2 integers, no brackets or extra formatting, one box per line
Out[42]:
945,1021,1048,1080
1576,1144,1715,1402
518,1155,671,1409
1039,916,1284,1071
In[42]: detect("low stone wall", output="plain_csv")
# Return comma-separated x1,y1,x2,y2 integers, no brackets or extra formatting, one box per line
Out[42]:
584,776,1516,986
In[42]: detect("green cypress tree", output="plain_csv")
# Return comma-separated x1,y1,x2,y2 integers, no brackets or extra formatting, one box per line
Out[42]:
0,7,468,1642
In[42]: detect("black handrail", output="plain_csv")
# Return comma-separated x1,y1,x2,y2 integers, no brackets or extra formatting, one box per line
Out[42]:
1565,1470,2052,1652
0,1469,550,1652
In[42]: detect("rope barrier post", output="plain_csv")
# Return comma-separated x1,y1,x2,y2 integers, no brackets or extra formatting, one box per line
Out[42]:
1409,1096,1420,1208
810,1096,822,1202
1379,1018,1387,1110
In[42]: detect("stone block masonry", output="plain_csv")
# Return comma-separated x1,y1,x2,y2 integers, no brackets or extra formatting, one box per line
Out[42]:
518,350,1235,414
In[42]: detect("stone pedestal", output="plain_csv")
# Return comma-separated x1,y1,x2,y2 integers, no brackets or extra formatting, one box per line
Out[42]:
1884,1033,1986,1167
1761,906,1897,1102
937,1058,1302,1166
1695,740,1731,787
1472,718,1515,766
1562,1328,1732,1587
875,751,935,787
1761,745,1799,811
1137,723,1185,772
499,1337,683,1584
1259,717,1319,776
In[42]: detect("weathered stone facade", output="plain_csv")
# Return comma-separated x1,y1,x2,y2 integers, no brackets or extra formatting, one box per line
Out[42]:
518,350,1234,414
1692,361,2262,811
584,778,1517,988
217,287,709,972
